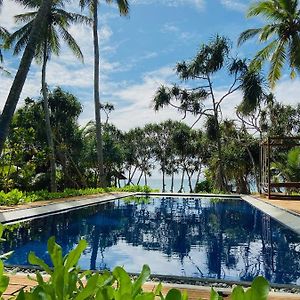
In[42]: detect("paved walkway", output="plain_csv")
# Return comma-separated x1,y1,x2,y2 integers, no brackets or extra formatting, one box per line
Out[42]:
0,192,132,224
3,274,300,300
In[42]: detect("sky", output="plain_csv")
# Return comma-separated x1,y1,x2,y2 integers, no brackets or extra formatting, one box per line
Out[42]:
1,0,300,131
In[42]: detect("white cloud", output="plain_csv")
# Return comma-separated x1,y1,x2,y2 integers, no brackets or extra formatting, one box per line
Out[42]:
106,66,200,130
132,0,205,11
220,0,248,12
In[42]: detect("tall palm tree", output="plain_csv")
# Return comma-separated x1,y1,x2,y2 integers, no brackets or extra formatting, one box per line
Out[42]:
79,0,129,187
6,0,90,191
238,0,300,88
0,0,53,157
0,1,10,74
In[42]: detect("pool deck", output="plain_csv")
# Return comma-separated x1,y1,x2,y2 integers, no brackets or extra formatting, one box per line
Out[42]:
1,192,300,299
3,274,300,299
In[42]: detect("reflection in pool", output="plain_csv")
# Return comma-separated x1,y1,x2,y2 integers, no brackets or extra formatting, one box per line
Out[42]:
2,196,300,285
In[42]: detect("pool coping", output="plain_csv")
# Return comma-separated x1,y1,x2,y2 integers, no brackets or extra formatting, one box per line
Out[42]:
0,192,136,224
0,192,240,225
241,195,300,235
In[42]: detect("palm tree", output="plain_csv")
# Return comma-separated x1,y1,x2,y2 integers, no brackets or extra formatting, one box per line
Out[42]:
238,0,300,88
6,0,90,191
0,1,10,75
79,0,129,187
0,0,53,158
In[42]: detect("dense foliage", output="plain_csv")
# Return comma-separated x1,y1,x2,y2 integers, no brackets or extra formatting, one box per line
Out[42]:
0,85,299,195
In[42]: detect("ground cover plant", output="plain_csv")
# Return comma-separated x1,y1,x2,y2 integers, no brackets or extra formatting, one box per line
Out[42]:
0,185,153,206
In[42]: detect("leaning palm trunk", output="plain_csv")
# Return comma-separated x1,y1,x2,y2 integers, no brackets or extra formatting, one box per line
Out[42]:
0,0,53,156
41,41,57,192
92,0,105,187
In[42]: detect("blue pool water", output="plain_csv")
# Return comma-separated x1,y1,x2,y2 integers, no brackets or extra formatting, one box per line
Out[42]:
2,196,300,285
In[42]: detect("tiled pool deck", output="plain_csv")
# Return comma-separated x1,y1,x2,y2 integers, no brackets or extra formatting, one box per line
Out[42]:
1,192,300,299
4,274,300,299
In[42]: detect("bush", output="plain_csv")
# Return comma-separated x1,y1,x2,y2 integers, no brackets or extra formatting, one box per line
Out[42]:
195,180,213,193
0,185,156,206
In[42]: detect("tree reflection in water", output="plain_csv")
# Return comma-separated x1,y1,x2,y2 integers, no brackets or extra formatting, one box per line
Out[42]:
1,196,300,285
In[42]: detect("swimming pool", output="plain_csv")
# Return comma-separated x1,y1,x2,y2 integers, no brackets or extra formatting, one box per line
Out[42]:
1,196,300,285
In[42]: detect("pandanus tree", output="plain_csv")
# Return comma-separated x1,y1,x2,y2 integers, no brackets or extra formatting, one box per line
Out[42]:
6,0,90,191
79,0,129,187
238,0,300,88
153,35,265,192
0,0,53,158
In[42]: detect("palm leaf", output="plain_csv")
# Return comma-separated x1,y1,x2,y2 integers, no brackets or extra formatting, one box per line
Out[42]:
289,33,300,74
259,23,278,41
58,26,83,61
247,0,287,20
268,40,286,87
14,11,37,23
238,28,262,45
106,0,129,15
250,39,278,70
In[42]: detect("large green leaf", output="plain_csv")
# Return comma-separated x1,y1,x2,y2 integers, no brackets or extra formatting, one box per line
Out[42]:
64,239,87,269
132,264,151,297
165,289,182,300
112,266,132,296
28,252,52,274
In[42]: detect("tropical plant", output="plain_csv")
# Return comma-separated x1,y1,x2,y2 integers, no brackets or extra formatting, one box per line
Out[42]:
6,0,90,192
79,0,129,187
0,0,53,157
14,235,270,300
271,147,300,186
153,35,264,192
238,0,300,88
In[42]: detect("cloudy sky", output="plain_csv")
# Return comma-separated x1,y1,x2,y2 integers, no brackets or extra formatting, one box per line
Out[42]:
1,0,300,131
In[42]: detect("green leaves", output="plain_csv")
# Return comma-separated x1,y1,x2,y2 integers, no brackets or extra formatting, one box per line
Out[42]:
231,276,269,300
0,234,271,300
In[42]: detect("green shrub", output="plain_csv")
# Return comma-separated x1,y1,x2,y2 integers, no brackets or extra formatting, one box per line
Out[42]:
195,180,213,193
0,185,156,206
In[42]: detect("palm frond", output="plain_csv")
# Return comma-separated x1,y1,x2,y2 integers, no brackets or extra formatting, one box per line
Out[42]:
238,28,262,45
48,26,60,56
250,39,278,70
259,23,278,41
58,26,83,61
106,0,129,15
289,33,300,74
14,11,37,24
5,21,33,53
268,40,287,88
55,9,92,26
0,26,9,39
247,0,287,21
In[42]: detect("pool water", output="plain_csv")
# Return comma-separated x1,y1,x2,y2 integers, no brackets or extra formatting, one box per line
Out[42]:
2,196,300,285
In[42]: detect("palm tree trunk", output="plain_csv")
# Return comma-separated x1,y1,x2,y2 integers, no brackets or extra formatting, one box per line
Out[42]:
179,168,185,192
0,0,53,156
170,171,174,192
137,171,143,185
162,162,166,192
42,41,57,192
92,0,105,187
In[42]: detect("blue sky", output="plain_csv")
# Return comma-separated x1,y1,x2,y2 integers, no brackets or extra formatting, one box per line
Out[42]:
1,0,299,130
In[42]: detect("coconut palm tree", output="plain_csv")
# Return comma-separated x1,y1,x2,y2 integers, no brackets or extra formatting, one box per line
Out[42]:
79,0,129,187
238,0,300,88
6,0,90,191
0,0,53,158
